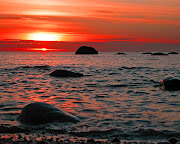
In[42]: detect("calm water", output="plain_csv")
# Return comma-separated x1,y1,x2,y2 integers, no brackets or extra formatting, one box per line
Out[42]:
0,52,180,141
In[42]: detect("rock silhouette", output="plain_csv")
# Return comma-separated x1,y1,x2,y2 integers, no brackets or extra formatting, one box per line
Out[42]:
33,65,50,69
168,52,179,54
75,46,98,54
151,52,168,56
17,102,80,125
160,77,180,91
116,52,126,55
49,69,84,77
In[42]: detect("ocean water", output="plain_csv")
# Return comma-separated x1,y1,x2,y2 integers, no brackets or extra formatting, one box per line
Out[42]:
0,52,180,141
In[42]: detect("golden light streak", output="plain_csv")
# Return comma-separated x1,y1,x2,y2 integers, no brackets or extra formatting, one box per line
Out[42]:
28,32,61,41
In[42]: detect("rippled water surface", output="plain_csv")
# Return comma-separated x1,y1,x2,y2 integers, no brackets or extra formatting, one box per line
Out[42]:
0,52,180,140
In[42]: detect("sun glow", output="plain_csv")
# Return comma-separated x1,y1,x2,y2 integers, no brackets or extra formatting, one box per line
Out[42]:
28,32,60,41
41,48,47,51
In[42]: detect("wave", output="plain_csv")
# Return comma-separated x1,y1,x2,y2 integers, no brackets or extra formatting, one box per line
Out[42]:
132,128,180,139
119,66,153,70
1,107,22,111
0,124,179,141
105,82,153,88
68,128,180,140
17,65,50,70
1,65,51,72
106,84,129,87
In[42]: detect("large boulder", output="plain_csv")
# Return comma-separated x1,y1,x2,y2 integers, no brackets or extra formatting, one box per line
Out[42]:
17,102,80,125
160,77,180,91
75,46,98,54
49,69,84,77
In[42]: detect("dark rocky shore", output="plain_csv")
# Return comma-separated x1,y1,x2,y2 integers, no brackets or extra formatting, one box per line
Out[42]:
1,133,179,144
0,125,179,144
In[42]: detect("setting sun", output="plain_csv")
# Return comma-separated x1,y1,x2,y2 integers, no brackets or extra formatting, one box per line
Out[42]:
41,48,47,51
28,32,61,41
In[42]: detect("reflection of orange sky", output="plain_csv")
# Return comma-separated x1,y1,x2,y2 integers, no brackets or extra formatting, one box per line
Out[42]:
0,0,180,51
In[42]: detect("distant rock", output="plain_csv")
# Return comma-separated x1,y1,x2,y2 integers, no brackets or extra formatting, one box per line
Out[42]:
116,52,126,55
49,69,84,77
160,77,180,91
17,102,80,125
168,52,179,54
75,46,98,54
151,52,168,56
142,52,152,54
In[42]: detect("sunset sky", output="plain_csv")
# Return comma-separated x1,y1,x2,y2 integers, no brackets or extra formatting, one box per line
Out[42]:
0,0,180,51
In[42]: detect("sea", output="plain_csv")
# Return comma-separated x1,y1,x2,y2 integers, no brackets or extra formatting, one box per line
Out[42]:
0,52,180,142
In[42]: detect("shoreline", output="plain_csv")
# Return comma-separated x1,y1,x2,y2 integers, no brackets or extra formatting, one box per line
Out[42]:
0,125,179,144
0,133,175,144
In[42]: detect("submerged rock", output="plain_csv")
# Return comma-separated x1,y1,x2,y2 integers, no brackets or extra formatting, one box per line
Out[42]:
49,69,84,77
17,102,80,125
160,77,180,91
75,46,98,54
151,52,168,56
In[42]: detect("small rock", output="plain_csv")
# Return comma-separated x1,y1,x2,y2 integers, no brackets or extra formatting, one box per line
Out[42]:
116,52,126,55
18,134,23,140
151,52,168,55
87,138,95,143
160,77,180,91
168,137,179,144
75,46,98,54
110,137,121,143
49,69,84,77
168,52,179,54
